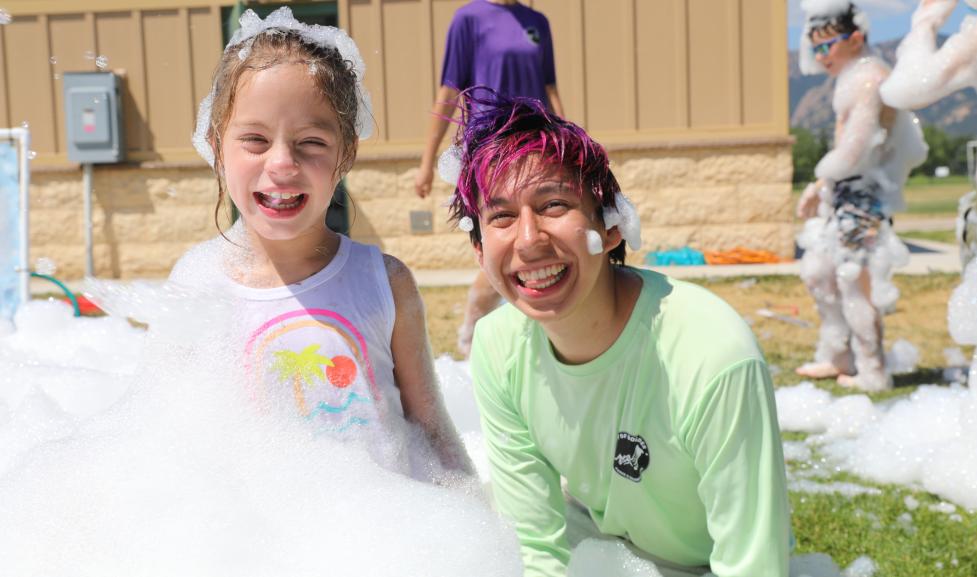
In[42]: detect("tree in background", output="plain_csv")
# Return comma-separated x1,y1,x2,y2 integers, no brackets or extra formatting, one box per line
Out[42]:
790,127,830,185
912,125,971,177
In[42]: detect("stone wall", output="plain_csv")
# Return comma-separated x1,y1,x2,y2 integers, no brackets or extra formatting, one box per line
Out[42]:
28,165,220,279
26,138,793,279
347,139,795,270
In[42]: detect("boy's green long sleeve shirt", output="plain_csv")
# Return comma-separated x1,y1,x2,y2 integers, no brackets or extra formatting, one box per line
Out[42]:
470,268,790,577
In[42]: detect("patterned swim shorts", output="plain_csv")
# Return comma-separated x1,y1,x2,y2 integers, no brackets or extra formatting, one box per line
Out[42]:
831,176,885,252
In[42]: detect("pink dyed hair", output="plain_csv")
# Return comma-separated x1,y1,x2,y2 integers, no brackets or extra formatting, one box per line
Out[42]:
448,88,624,263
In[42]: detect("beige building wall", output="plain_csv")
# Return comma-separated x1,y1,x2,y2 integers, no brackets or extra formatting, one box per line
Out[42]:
3,0,792,279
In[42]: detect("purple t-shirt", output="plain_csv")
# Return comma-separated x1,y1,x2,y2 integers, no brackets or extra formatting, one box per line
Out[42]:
441,0,556,108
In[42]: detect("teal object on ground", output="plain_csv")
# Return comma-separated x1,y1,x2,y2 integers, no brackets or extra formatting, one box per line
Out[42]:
644,247,706,266
0,142,20,321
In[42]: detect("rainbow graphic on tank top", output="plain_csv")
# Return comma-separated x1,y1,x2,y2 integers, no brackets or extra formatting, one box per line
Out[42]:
244,308,382,433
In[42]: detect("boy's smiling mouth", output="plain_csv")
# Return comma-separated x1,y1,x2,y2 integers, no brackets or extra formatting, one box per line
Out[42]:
514,264,568,290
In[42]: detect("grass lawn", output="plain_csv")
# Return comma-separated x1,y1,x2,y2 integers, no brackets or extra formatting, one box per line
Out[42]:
901,175,972,217
900,229,958,245
420,272,977,576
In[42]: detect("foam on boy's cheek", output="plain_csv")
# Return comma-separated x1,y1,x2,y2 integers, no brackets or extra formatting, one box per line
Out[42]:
585,229,604,255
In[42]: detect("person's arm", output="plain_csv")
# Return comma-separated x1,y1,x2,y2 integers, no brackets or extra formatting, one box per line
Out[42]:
795,178,829,219
470,324,571,577
814,64,887,182
681,358,791,577
545,85,564,118
415,85,462,198
385,254,474,475
881,0,977,109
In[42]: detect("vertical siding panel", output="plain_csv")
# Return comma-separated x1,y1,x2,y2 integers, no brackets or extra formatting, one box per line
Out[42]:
582,0,632,132
636,0,688,131
730,0,743,125
97,11,150,155
143,10,194,151
48,13,90,155
0,26,9,128
741,0,773,126
768,0,789,133
5,16,57,154
188,7,222,118
534,0,585,125
338,0,350,31
430,0,465,92
688,0,739,127
348,0,386,143
177,8,194,139
381,0,429,141
419,0,435,106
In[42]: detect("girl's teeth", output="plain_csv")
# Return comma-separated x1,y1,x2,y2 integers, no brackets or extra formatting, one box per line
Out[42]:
259,192,302,209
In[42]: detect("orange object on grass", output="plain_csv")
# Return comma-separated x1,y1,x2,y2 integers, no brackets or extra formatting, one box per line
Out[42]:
702,247,787,265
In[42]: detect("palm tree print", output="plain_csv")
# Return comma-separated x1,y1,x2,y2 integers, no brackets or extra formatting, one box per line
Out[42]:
271,344,334,416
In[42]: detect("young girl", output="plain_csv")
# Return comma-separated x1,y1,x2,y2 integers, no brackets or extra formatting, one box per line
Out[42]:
170,8,471,478
444,92,791,577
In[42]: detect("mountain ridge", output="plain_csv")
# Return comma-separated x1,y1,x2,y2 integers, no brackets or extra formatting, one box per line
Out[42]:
789,36,977,136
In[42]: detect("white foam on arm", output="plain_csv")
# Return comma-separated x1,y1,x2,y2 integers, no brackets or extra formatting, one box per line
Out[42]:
881,3,977,109
815,61,887,183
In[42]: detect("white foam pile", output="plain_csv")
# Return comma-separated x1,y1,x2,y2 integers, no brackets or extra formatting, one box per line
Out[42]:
948,261,977,387
4,281,971,575
776,381,977,510
0,297,521,577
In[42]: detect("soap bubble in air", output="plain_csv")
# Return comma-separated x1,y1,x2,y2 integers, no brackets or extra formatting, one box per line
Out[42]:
34,257,57,276
95,55,108,70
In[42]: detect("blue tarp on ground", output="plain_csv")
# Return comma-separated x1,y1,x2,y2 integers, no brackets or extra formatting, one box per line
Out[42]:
0,142,20,320
644,247,706,266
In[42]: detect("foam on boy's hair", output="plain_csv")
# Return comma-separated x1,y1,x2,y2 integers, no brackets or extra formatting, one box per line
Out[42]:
799,0,871,76
447,89,624,262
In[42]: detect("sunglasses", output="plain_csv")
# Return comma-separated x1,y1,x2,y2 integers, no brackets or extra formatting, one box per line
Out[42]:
811,33,851,57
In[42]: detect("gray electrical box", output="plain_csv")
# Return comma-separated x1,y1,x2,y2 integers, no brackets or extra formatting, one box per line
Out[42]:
63,72,125,164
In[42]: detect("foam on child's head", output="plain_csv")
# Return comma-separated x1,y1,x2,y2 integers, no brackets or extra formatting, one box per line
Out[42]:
192,7,373,167
799,0,870,76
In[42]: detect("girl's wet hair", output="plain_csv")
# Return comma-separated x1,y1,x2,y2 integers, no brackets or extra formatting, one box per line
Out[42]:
205,30,360,235
807,2,866,41
448,89,625,264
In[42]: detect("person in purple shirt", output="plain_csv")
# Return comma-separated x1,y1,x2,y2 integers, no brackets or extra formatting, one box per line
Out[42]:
414,0,565,356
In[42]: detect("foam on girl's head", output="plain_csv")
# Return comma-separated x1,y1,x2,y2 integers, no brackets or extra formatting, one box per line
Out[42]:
193,8,372,232
447,89,625,263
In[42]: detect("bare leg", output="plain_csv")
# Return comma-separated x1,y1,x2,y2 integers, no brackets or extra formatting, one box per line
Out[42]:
836,264,891,391
797,244,855,378
456,270,502,358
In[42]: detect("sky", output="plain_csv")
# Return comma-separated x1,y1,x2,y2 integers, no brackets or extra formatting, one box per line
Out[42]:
787,0,974,49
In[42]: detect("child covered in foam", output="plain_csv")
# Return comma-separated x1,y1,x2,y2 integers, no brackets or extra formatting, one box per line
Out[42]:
169,8,471,478
794,0,928,391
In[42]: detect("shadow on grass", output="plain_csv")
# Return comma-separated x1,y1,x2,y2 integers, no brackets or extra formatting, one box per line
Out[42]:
892,367,951,389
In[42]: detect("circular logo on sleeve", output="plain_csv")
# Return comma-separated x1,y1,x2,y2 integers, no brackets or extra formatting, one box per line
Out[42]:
613,432,650,482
